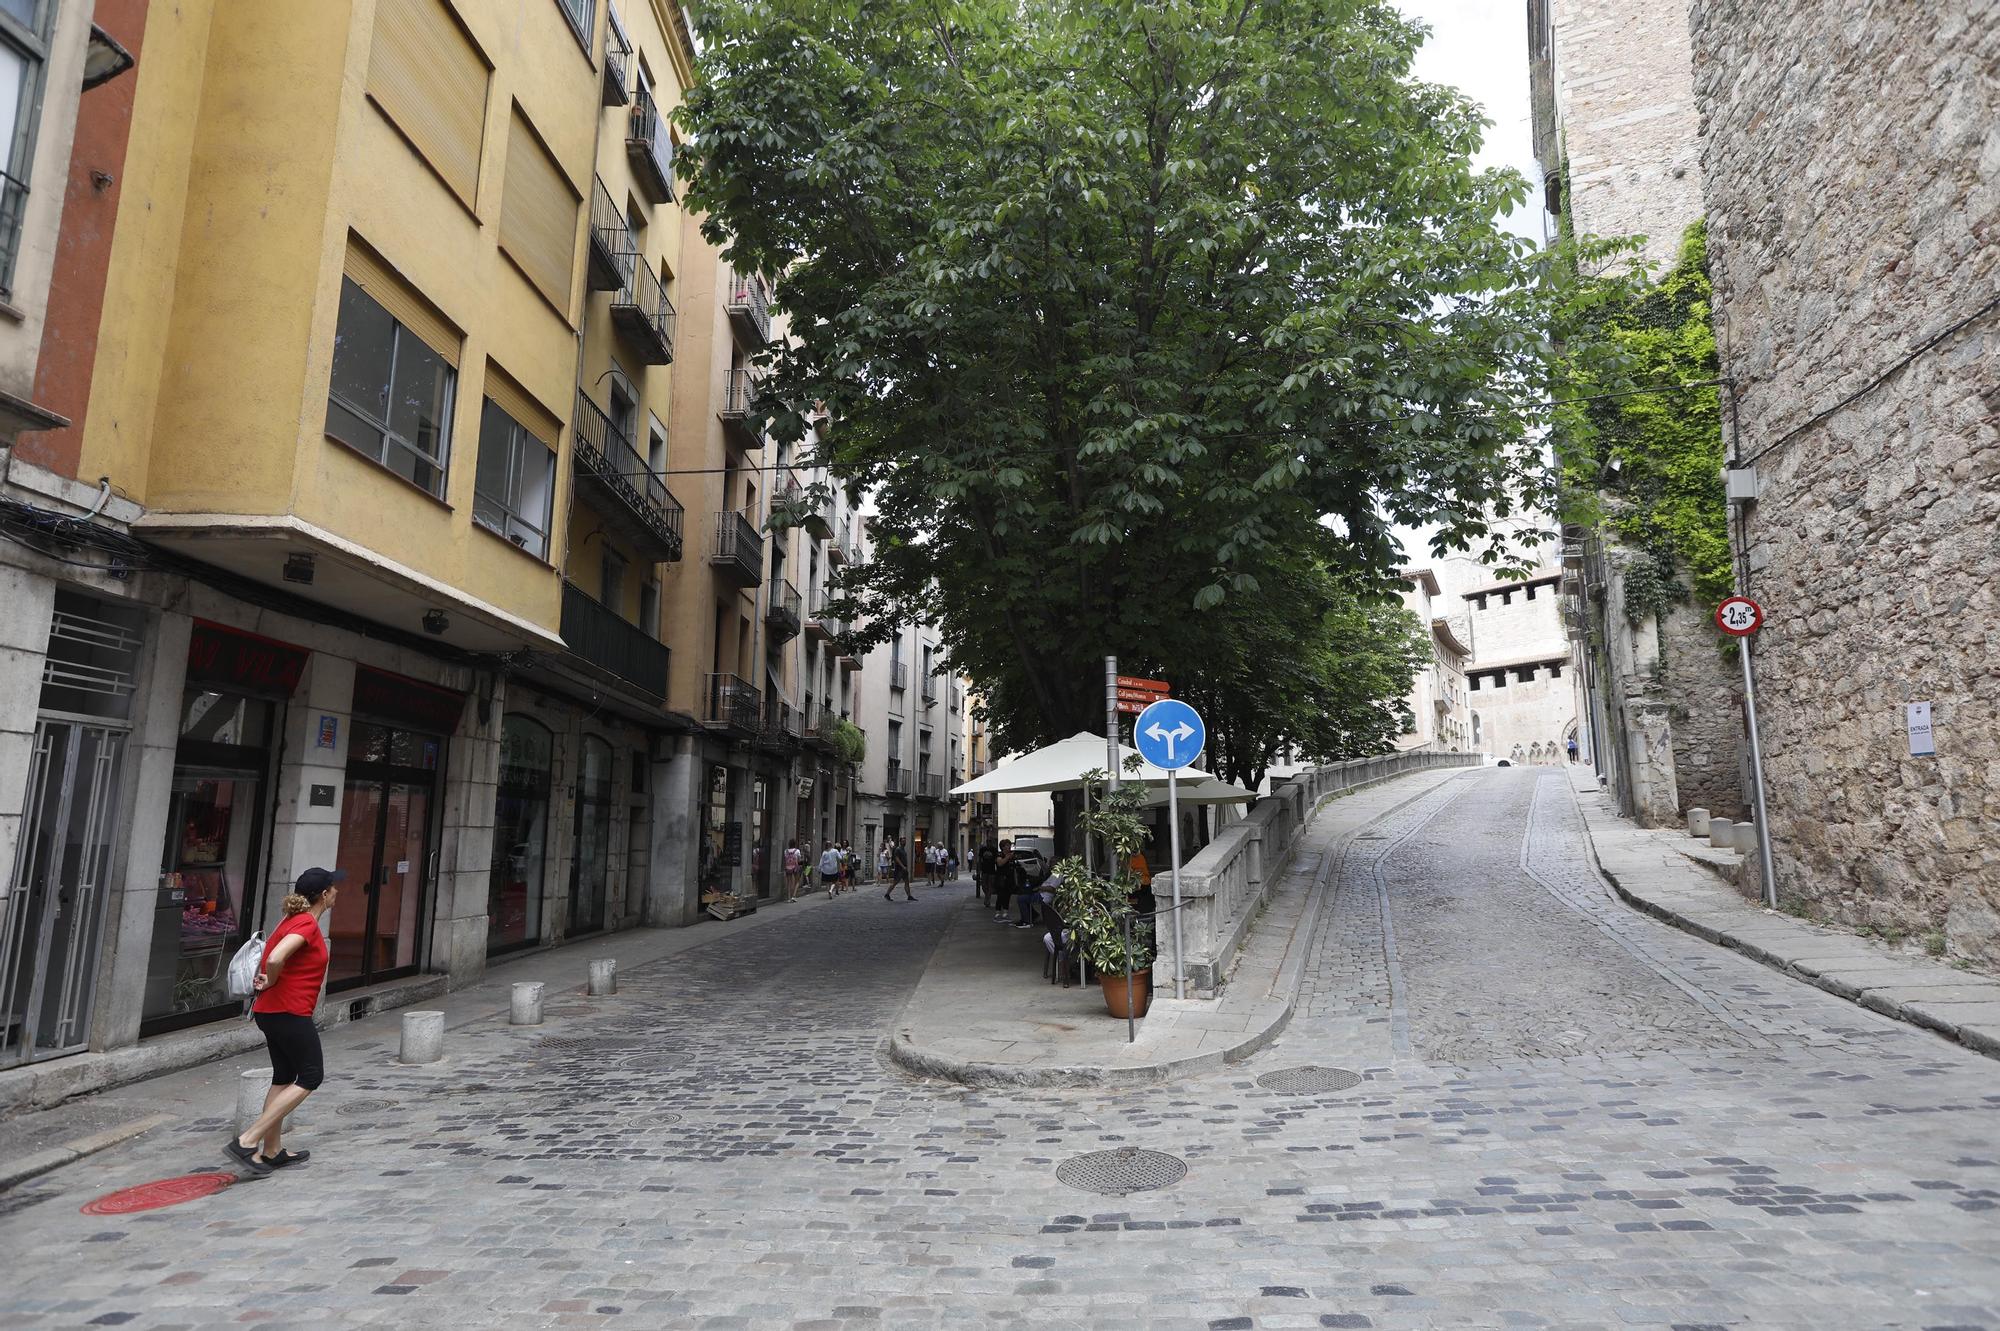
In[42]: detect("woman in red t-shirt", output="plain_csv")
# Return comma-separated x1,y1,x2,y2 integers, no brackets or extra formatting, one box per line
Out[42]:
225,867,341,1178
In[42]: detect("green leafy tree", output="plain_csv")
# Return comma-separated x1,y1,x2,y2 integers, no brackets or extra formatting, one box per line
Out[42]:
681,0,1619,752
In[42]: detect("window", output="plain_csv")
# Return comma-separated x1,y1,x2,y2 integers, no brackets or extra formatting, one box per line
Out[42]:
639,579,660,637
0,0,53,297
553,0,593,50
608,371,637,445
472,396,556,558
601,547,627,610
647,417,667,476
367,0,490,210
326,251,459,499
499,108,581,314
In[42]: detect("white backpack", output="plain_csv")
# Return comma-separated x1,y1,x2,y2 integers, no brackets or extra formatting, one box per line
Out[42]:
226,932,265,1000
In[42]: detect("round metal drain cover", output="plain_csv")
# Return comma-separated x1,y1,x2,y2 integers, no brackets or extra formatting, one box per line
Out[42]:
337,1098,400,1118
534,1036,650,1055
1256,1066,1363,1094
1055,1147,1187,1196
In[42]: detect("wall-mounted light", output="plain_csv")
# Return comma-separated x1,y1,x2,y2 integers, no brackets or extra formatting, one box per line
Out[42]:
422,609,449,636
282,552,315,585
82,24,136,91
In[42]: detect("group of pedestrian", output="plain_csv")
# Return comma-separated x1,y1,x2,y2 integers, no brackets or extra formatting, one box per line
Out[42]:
783,838,864,900
979,839,1038,930
921,842,957,886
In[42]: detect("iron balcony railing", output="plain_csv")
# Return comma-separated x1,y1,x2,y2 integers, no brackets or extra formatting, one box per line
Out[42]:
807,594,844,642
725,267,772,347
610,249,675,365
626,83,674,203
602,20,630,106
719,367,762,450
572,391,683,563
950,685,963,711
709,508,763,587
885,761,908,797
761,694,801,743
920,774,945,802
890,661,908,691
920,673,938,704
587,177,633,292
703,672,760,731
561,580,668,701
765,578,802,642
827,523,850,565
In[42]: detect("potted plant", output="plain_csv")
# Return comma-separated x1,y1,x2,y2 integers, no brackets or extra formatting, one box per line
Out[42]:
1050,770,1157,1019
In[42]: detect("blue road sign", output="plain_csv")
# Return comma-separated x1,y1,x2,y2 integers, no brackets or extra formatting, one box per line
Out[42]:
1134,698,1205,770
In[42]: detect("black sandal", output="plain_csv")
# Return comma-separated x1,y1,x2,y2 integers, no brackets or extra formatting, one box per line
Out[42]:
223,1138,273,1175
267,1149,310,1169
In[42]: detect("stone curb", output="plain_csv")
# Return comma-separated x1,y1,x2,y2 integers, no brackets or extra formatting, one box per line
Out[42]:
1570,791,2000,1064
883,768,1465,1089
0,1112,177,1192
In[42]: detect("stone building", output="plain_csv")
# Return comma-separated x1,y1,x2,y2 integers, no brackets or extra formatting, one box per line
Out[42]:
1689,2,2000,957
1394,570,1471,753
1529,0,1743,826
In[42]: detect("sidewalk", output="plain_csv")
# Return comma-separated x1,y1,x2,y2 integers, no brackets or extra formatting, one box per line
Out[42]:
886,765,1471,1087
0,886,857,1190
1568,767,2000,1059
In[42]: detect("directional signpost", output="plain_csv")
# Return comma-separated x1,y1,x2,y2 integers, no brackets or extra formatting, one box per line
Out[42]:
1716,595,1779,908
1135,698,1205,999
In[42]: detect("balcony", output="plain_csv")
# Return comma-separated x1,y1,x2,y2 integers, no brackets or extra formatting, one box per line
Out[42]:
710,508,764,588
572,391,683,564
725,268,772,347
760,694,802,746
890,661,907,691
702,672,760,733
561,580,668,701
626,84,674,204
915,773,944,802
920,674,938,706
719,367,762,451
587,178,631,292
602,21,629,105
949,685,962,712
806,711,842,753
836,645,861,673
765,578,802,642
826,525,850,566
806,595,844,643
610,252,675,366
885,761,908,798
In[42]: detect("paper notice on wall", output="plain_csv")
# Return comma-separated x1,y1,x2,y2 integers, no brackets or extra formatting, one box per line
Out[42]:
1906,701,1935,757
396,860,410,875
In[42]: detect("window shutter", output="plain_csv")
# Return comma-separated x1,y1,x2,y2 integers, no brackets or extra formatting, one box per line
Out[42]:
343,239,461,365
367,0,490,211
482,363,561,446
499,109,581,317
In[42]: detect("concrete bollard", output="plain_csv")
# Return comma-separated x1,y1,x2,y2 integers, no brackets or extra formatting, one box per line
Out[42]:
398,1010,444,1065
1708,818,1736,851
1687,807,1711,838
1733,821,1759,856
236,1069,309,1133
510,981,545,1025
587,958,617,997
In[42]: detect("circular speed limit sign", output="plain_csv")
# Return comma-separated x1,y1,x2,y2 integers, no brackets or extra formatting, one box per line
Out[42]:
1715,595,1763,636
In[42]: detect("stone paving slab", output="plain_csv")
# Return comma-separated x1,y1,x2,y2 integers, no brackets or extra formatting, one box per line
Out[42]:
887,767,1472,1088
1568,766,2000,1061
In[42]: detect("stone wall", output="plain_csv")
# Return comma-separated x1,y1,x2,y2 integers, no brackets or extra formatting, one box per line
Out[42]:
1658,594,1744,820
1691,1,2000,962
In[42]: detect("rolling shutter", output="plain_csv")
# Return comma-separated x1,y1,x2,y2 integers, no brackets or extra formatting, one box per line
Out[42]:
367,0,490,211
343,239,461,365
482,363,562,445
499,109,582,317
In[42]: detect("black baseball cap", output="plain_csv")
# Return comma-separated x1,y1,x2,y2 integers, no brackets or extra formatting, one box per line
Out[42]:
296,867,347,901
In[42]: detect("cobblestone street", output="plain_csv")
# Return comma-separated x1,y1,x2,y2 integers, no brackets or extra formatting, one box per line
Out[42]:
4,768,1998,1329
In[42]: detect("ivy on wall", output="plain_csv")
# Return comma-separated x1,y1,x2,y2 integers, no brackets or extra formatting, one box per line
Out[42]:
1559,222,1733,610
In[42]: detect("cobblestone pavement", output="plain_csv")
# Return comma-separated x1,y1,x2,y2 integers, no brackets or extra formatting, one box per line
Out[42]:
4,770,1999,1329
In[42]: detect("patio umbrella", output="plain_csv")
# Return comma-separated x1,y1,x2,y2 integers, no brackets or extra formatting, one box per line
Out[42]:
951,731,1234,798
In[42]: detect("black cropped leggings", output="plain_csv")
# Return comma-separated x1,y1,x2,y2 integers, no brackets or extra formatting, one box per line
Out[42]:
253,1011,325,1091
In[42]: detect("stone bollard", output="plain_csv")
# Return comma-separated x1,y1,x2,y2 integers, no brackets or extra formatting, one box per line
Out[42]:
1687,807,1711,838
587,958,617,997
236,1069,309,1133
510,981,545,1026
398,1010,444,1065
1733,821,1759,856
1708,818,1736,851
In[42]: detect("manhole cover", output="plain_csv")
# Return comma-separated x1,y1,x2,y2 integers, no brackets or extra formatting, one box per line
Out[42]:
337,1098,400,1118
1256,1066,1364,1094
533,1036,650,1055
82,1172,235,1214
1055,1147,1187,1196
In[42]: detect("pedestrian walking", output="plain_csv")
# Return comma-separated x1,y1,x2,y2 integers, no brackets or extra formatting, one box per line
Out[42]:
783,839,803,901
976,840,998,907
947,847,959,884
225,867,341,1178
878,842,892,882
1566,736,1580,764
840,841,857,892
991,840,1020,922
886,840,915,900
818,843,842,898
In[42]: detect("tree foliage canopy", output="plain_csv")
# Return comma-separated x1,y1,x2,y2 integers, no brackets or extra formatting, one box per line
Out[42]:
680,0,1618,758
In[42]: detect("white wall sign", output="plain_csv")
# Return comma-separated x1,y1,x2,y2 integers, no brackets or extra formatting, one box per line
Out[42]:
1906,701,1935,757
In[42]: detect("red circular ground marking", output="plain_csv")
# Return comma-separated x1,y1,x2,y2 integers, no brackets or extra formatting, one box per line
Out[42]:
82,1172,235,1215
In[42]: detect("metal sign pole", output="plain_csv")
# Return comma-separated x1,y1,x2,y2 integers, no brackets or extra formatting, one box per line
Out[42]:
1104,656,1120,791
1168,766,1184,1000
1122,912,1135,1044
1740,635,1779,909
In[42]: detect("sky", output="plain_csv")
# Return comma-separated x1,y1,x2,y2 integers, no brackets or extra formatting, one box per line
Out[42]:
1397,0,1545,246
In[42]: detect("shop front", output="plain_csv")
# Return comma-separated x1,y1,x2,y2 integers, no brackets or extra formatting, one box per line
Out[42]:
141,622,310,1036
568,736,614,936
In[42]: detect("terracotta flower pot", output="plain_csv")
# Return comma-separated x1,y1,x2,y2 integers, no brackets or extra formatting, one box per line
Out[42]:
1099,967,1152,1019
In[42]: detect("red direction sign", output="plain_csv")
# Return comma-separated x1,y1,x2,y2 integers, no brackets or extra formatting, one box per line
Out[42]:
1116,675,1170,695
1715,596,1763,637
1114,699,1151,715
1116,687,1167,703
